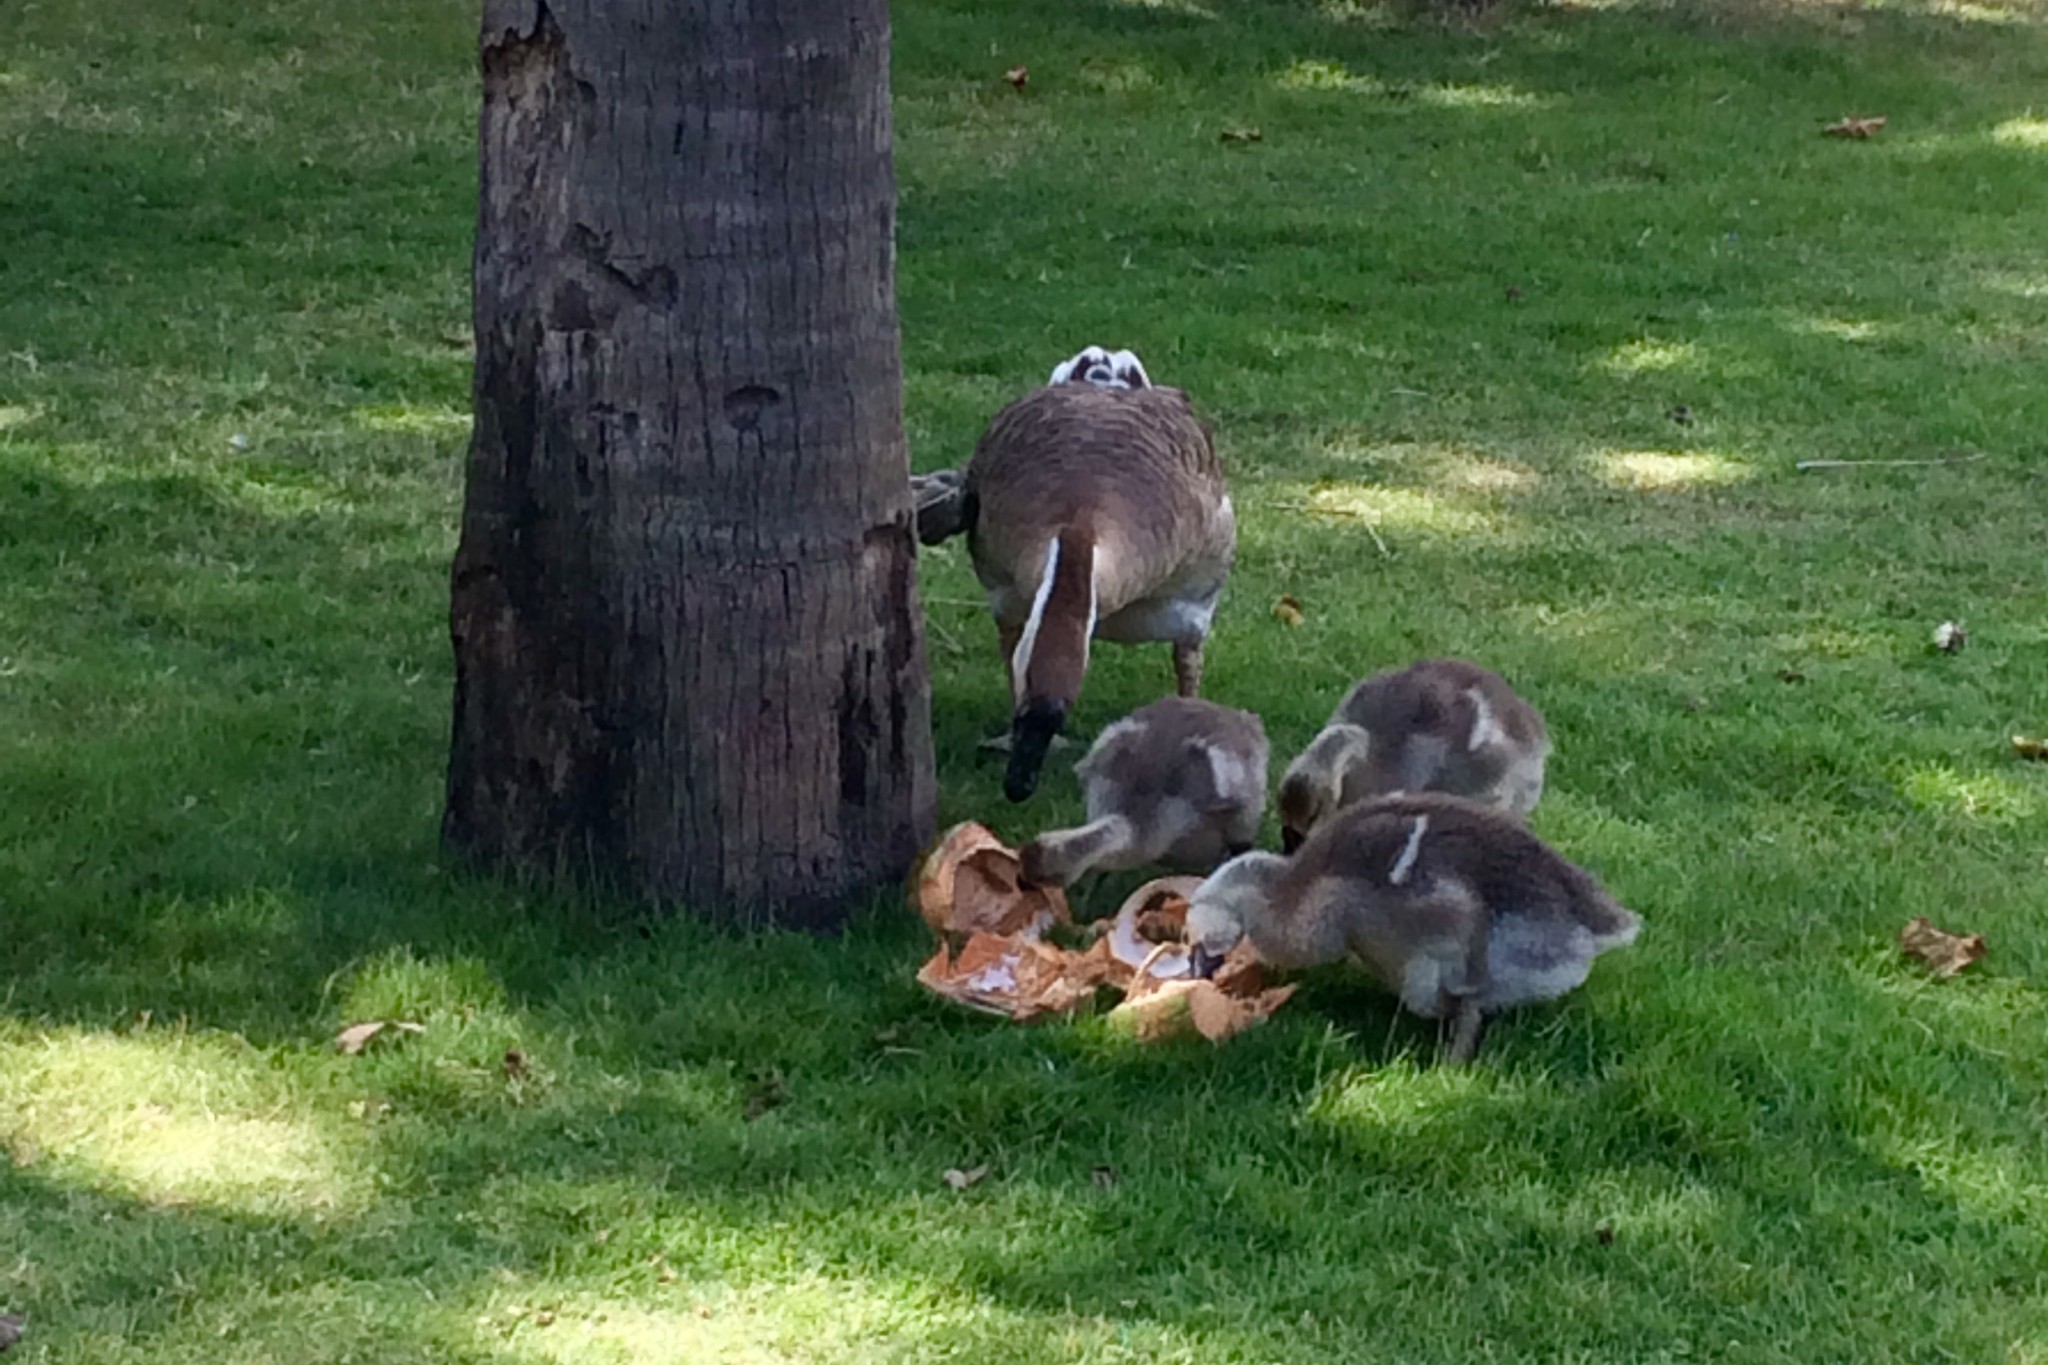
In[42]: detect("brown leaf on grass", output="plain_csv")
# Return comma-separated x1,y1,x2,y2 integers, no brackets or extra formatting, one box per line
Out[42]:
334,1020,426,1055
942,1163,991,1190
1900,916,1986,978
2011,734,2048,761
742,1070,787,1122
1273,594,1305,627
1822,115,1887,139
912,822,1070,940
1219,127,1263,143
1004,66,1029,91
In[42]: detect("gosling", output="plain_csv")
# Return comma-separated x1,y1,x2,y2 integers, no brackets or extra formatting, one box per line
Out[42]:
1019,696,1268,887
1186,794,1637,1062
1277,658,1548,852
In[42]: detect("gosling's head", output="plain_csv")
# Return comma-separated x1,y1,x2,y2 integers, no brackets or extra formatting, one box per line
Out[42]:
1185,851,1291,956
1276,724,1372,853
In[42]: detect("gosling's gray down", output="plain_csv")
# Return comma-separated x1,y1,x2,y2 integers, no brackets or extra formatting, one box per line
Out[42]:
1277,658,1548,852
1018,697,1269,887
1187,794,1637,1062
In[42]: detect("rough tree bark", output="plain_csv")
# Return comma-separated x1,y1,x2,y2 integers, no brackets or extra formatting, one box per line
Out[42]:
445,0,935,927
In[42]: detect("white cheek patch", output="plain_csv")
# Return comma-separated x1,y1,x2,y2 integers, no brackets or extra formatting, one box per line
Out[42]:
1108,349,1151,388
1051,345,1113,386
1465,686,1509,753
1205,744,1247,804
1388,814,1429,886
1051,345,1152,390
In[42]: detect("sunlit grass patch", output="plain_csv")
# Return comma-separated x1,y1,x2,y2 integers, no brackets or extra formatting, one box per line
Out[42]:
1787,315,1905,343
1895,763,2040,825
352,403,470,437
1593,449,1753,491
0,1028,366,1216
1281,480,1515,541
1598,339,1703,376
1991,115,2048,147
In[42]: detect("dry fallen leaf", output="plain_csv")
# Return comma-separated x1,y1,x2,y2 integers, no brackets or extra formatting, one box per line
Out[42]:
2010,734,2048,761
334,1020,426,1055
1004,65,1029,91
1273,594,1305,627
1219,127,1263,143
913,822,1069,940
942,1163,991,1190
1823,115,1887,139
1900,916,1986,978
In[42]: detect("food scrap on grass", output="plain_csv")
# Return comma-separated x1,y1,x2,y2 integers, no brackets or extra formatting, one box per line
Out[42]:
911,823,1293,1042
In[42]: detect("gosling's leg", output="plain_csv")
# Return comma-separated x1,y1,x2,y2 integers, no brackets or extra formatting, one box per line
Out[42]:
1172,638,1204,698
1443,995,1486,1066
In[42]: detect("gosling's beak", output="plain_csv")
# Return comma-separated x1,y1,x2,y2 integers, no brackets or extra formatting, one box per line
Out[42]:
1187,942,1226,980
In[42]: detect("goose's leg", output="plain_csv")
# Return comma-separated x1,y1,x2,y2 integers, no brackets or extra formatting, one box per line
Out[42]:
980,621,1026,751
1172,638,1204,698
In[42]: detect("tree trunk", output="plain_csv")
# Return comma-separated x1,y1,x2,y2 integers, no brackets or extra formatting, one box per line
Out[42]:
445,0,935,928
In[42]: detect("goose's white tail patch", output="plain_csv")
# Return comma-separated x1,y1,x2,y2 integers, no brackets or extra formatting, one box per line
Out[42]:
1011,537,1062,702
1009,536,1094,702
1388,814,1429,885
1465,686,1508,752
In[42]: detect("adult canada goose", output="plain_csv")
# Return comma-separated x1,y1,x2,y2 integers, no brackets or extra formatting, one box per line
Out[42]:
1185,794,1638,1062
915,348,1236,801
1018,696,1268,887
1277,658,1548,852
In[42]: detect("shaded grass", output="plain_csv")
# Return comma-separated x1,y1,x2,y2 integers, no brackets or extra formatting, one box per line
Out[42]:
5,0,2048,1359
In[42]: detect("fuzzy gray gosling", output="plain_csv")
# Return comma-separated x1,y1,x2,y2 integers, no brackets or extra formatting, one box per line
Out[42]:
1187,794,1637,1063
1018,697,1268,887
1277,658,1549,852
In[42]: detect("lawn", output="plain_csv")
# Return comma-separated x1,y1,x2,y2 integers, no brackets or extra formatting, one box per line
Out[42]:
4,0,2048,1359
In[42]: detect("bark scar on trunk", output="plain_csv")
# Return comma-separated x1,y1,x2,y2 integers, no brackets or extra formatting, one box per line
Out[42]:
483,0,556,52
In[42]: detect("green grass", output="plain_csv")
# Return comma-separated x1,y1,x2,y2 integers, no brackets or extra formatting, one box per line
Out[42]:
5,0,2048,1358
